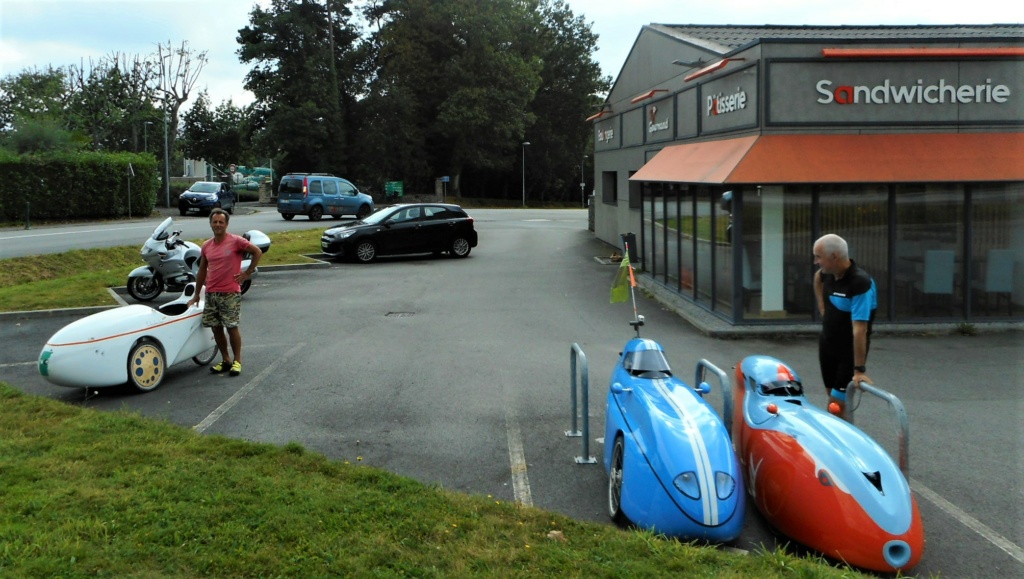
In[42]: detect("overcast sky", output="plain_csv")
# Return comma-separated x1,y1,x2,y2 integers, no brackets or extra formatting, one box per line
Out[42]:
1,0,1021,107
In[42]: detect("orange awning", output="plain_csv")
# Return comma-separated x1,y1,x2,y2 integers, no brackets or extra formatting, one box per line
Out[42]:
630,133,1024,184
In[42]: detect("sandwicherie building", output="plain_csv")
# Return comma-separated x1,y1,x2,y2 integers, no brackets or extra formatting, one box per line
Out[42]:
590,24,1023,328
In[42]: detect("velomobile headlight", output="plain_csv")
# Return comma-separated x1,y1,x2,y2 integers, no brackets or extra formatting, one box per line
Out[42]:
673,472,700,499
715,472,736,499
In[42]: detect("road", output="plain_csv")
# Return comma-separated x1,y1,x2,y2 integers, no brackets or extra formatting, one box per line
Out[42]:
1,209,1022,577
0,204,568,259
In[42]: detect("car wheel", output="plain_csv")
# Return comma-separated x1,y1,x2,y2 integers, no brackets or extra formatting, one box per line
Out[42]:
608,435,628,525
282,213,295,221
227,204,234,215
179,208,187,216
357,204,372,218
449,236,472,258
127,275,162,302
309,206,323,221
127,339,165,393
354,241,377,263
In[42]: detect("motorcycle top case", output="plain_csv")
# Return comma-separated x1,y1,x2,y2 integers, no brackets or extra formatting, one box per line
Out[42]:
244,230,271,254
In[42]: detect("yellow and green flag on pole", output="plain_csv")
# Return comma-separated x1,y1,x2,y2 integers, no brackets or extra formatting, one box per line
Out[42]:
610,250,636,303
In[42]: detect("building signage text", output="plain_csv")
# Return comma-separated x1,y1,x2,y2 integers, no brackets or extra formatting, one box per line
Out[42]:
706,88,747,116
648,105,670,133
816,78,1011,105
596,127,615,142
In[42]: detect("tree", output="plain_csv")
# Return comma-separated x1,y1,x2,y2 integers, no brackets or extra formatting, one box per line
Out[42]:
352,0,605,200
66,52,160,152
238,0,362,176
0,66,72,131
521,0,609,202
154,41,208,182
180,92,252,170
354,0,543,196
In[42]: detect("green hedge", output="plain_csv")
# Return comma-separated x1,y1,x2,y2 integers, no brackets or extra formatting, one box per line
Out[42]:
0,151,159,220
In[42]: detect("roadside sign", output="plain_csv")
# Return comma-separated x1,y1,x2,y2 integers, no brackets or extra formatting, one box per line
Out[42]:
440,176,450,183
386,181,404,196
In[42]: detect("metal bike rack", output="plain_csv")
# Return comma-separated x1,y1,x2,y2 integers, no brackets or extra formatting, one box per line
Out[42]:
848,381,911,478
568,343,597,464
695,358,734,434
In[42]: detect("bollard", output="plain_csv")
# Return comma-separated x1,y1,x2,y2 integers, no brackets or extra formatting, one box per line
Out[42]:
568,343,597,464
24,201,30,230
848,381,911,477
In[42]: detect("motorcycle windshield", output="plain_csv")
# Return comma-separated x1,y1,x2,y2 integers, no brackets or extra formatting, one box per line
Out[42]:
152,217,174,241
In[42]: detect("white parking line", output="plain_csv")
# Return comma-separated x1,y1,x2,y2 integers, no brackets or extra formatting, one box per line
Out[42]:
0,224,155,241
0,361,37,368
505,409,533,507
193,343,305,434
912,478,1024,564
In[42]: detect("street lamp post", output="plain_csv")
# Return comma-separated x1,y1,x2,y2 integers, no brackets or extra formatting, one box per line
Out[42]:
163,109,170,208
521,141,530,207
144,121,153,152
580,154,587,208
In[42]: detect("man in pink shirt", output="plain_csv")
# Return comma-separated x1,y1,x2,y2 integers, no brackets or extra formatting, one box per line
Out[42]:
188,208,263,376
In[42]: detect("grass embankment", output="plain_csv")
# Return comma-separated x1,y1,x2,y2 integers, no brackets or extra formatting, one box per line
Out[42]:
0,384,867,577
0,229,324,312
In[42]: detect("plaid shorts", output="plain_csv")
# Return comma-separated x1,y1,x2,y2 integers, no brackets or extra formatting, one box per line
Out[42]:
202,292,242,328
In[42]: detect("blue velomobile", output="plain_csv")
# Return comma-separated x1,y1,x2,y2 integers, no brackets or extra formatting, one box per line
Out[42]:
603,318,745,543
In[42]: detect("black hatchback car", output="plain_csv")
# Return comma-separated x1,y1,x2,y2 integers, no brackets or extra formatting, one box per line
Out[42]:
320,203,478,262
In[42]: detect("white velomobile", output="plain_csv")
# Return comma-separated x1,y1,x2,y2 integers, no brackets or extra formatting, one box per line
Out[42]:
38,283,216,393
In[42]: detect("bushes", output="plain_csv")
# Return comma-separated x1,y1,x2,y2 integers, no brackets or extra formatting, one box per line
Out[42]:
0,151,159,221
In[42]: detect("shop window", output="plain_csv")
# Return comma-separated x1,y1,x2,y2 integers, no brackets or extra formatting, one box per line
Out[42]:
969,184,1021,318
893,184,964,320
819,184,889,319
628,171,642,209
601,171,617,205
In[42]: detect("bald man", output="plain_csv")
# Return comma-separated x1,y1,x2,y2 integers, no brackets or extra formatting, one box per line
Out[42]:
813,233,877,421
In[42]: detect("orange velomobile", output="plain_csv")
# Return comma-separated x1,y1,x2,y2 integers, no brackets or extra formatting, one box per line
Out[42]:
732,355,924,573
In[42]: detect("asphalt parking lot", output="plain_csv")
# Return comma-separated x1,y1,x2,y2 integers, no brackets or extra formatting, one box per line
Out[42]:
2,210,1021,577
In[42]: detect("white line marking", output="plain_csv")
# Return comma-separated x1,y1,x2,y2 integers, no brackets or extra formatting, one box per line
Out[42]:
193,343,305,434
0,224,154,241
506,410,533,507
911,477,1024,564
0,362,37,368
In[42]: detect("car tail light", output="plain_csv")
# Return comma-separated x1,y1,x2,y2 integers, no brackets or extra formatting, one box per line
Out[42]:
303,177,310,197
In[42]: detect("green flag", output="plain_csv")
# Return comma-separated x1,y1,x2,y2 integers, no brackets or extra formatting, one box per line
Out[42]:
610,252,635,303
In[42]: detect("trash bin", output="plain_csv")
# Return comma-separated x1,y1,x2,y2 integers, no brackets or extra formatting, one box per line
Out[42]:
620,232,637,262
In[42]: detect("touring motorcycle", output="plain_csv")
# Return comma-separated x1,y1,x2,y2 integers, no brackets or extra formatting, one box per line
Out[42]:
126,217,270,301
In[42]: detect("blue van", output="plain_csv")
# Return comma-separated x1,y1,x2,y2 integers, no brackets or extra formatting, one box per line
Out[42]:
277,173,374,221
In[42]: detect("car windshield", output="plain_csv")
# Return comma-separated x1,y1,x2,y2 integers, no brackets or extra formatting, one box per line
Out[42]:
360,207,402,225
623,350,672,376
190,182,219,193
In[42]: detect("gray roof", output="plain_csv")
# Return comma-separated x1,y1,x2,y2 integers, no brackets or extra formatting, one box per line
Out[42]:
649,24,1024,53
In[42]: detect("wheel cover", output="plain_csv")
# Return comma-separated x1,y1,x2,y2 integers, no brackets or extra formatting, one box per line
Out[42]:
129,343,164,391
452,238,470,256
609,439,624,518
310,207,323,221
356,242,376,262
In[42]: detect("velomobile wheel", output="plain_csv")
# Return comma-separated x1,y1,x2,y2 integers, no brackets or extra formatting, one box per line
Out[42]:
608,434,628,524
192,343,217,365
240,278,252,295
127,339,165,392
